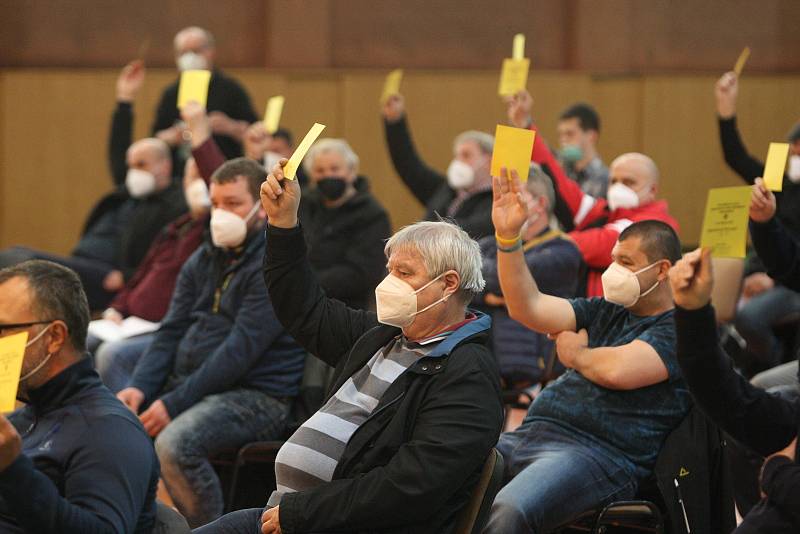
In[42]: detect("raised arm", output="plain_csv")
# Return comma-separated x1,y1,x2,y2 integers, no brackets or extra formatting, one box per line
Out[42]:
109,60,145,187
492,170,577,334
749,178,800,291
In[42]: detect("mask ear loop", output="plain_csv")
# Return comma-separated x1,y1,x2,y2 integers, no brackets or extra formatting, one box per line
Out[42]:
409,271,457,318
20,323,54,382
635,261,667,300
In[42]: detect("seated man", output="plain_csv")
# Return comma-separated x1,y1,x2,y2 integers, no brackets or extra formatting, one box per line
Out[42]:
152,26,257,166
478,165,582,386
669,248,798,532
485,170,691,532
506,90,679,296
88,157,210,393
554,102,609,199
0,260,158,533
116,159,306,527
198,162,503,533
0,60,187,310
382,92,495,239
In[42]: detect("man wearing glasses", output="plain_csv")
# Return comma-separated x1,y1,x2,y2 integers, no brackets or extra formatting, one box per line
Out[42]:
0,260,159,533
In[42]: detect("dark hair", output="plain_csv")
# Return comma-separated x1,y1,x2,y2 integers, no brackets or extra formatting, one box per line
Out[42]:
0,260,90,351
787,122,800,144
211,157,267,201
618,220,682,264
272,128,293,148
559,102,601,133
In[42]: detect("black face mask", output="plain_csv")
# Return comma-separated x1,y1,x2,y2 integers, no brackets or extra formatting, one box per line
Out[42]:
316,177,348,201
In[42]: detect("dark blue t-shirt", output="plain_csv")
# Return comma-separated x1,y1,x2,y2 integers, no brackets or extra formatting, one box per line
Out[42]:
528,297,692,474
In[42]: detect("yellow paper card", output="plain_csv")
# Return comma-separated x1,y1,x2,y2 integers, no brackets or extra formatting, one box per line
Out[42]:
0,332,28,413
512,34,525,60
491,125,536,182
263,96,285,135
283,123,326,180
380,69,403,104
699,186,752,258
733,46,750,77
763,142,789,192
498,58,530,97
177,69,211,109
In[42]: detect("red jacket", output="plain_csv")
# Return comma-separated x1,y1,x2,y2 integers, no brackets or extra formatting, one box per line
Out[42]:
530,127,679,296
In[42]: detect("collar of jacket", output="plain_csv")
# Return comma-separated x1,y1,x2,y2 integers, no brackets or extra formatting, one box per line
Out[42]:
25,357,98,416
422,311,491,358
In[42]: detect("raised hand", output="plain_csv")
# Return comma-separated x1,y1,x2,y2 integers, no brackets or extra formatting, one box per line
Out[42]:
381,94,406,123
260,159,302,229
505,90,533,129
714,71,739,119
244,121,272,160
492,168,529,240
749,177,777,223
669,247,714,310
181,101,211,147
116,60,146,102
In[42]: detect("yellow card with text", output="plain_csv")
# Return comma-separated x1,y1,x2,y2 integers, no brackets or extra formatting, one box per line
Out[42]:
380,69,403,104
491,125,536,182
763,142,789,192
733,47,750,77
263,96,285,135
699,186,752,258
512,34,525,60
498,58,530,97
177,69,211,109
283,123,326,180
0,332,28,413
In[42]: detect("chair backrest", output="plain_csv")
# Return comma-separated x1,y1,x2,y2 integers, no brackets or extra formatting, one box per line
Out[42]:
153,502,191,534
453,449,505,534
710,257,744,325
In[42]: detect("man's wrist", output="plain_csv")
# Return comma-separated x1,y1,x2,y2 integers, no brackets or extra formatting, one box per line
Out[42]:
268,217,299,230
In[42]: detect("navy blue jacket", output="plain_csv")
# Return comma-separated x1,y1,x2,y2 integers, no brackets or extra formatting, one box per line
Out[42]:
130,226,305,416
0,358,158,533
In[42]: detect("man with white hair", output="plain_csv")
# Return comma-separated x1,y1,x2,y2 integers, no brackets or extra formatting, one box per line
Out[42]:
152,26,257,164
196,160,503,533
382,93,495,239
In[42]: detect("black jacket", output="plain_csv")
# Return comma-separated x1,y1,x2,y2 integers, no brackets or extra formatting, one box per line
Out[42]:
383,117,494,240
675,304,800,531
750,217,800,294
263,224,503,534
0,358,159,533
300,177,391,309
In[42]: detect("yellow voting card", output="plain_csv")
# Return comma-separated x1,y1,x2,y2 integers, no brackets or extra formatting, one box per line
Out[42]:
283,123,326,180
380,69,403,104
763,142,789,192
0,332,27,413
512,34,525,60
491,125,536,182
498,58,530,97
699,186,752,258
733,47,750,77
177,69,211,109
263,96,285,135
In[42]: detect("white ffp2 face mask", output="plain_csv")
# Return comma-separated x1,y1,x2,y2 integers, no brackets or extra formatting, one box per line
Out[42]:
375,272,451,328
185,179,211,212
601,261,662,308
125,169,157,198
447,159,476,190
788,155,800,183
177,52,209,72
607,183,640,212
210,202,260,249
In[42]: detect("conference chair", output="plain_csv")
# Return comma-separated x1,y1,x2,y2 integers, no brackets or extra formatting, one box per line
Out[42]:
454,448,505,534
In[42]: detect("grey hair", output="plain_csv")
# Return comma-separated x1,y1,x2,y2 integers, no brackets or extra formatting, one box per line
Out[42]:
0,260,90,351
303,138,360,175
384,220,485,305
129,137,171,162
453,130,494,155
526,163,556,217
174,26,216,51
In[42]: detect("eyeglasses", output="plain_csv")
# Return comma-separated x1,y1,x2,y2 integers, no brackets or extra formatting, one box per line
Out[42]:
0,321,52,336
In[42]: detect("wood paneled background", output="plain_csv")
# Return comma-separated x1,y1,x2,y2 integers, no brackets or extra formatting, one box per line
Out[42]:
0,0,798,253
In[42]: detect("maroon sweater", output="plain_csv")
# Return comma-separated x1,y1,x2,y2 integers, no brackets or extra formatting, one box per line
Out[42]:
110,213,207,322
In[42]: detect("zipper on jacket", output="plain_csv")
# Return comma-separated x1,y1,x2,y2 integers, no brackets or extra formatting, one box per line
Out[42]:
212,272,234,313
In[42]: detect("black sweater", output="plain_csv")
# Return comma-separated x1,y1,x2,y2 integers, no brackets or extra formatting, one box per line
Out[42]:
750,217,800,293
719,116,800,235
383,117,494,240
0,359,159,533
675,304,799,528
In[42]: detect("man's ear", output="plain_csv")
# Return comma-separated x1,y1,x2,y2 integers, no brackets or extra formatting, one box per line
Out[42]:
45,320,69,355
443,270,461,297
658,260,672,280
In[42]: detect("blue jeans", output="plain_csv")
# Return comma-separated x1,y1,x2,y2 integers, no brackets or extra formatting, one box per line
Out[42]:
483,419,638,534
735,286,800,368
192,508,261,534
91,333,155,393
155,389,289,528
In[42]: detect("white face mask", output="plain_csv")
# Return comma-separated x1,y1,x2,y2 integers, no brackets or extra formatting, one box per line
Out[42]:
210,202,260,248
601,261,662,308
185,179,211,212
264,152,283,175
447,159,475,190
176,52,209,72
125,169,157,198
375,272,451,328
19,324,54,382
607,183,640,212
788,155,800,183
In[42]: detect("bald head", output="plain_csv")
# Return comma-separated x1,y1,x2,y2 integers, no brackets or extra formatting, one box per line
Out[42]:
126,138,173,190
608,152,660,208
174,26,215,52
